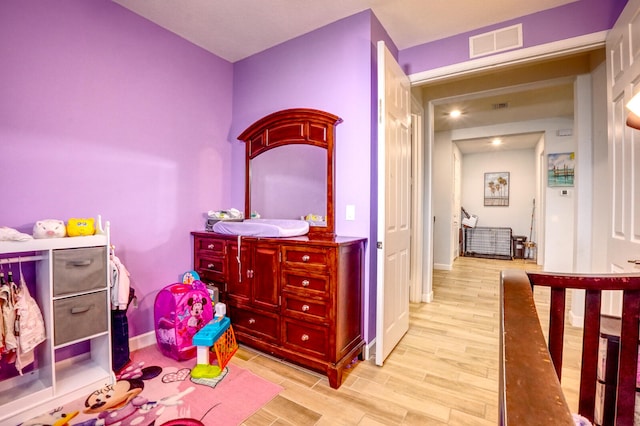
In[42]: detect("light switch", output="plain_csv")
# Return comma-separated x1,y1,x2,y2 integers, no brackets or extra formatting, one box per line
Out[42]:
346,204,355,220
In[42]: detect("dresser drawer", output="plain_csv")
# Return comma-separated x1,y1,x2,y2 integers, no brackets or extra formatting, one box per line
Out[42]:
53,291,108,345
282,270,329,296
53,247,107,296
281,246,330,271
195,237,226,256
282,295,329,322
195,255,226,282
282,318,328,358
230,305,279,343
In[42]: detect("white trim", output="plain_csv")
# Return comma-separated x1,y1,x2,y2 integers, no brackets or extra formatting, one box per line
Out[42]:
568,309,584,328
422,291,434,303
129,330,157,351
409,31,608,85
433,262,452,270
364,338,375,361
410,97,425,304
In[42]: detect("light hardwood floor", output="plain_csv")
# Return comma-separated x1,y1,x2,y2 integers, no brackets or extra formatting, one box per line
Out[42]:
234,256,580,425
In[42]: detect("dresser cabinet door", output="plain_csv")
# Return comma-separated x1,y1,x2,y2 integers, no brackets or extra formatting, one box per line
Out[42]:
251,243,280,310
226,242,251,304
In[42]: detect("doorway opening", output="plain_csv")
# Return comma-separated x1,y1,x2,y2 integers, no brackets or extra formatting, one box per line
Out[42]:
412,47,605,275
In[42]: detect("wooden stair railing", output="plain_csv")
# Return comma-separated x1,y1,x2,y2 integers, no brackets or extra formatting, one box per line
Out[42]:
499,269,574,425
500,269,640,426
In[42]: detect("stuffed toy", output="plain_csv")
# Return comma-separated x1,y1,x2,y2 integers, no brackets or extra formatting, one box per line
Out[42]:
33,219,67,239
66,218,95,237
0,227,33,241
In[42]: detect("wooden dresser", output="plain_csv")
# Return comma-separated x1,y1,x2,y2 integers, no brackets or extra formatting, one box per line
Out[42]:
192,231,365,388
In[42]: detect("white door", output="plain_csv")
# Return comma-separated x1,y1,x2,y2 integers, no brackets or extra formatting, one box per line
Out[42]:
376,41,411,365
605,0,640,315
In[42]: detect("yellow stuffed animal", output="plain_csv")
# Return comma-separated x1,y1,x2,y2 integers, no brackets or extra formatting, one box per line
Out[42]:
66,218,95,237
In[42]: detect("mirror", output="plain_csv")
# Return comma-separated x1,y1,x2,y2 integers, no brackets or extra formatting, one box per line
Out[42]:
238,108,341,238
250,145,327,224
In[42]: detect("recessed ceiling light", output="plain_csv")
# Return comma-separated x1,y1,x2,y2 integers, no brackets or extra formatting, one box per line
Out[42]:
491,138,502,145
449,109,462,118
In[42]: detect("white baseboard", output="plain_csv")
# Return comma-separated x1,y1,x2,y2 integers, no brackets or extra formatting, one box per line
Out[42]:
433,262,452,271
363,338,375,361
569,310,584,328
129,331,156,351
422,291,434,303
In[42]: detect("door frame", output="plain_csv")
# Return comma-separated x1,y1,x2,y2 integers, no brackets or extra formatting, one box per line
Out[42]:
408,32,608,299
410,96,428,303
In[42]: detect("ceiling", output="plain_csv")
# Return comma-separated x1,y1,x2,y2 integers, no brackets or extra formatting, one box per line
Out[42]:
112,0,581,154
435,82,575,154
113,0,577,63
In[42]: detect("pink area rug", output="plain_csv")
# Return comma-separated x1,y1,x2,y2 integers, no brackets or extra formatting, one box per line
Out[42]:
21,344,283,426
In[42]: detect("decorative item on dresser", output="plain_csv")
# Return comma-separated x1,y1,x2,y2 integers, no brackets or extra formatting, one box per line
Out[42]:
192,108,366,389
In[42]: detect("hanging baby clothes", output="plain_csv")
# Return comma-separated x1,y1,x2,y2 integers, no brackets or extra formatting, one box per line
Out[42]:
0,272,17,355
109,247,130,310
13,262,45,374
109,246,133,371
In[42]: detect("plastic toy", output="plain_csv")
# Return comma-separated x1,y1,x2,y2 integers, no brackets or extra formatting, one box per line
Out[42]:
154,281,213,361
191,315,238,379
181,270,200,284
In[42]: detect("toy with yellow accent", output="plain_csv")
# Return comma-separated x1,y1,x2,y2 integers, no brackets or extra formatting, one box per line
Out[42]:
66,218,95,237
191,315,238,379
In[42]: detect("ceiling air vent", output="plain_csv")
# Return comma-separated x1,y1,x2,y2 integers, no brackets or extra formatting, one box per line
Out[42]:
492,102,509,110
469,24,523,59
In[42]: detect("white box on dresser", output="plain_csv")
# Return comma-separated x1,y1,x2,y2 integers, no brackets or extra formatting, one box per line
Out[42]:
0,230,114,425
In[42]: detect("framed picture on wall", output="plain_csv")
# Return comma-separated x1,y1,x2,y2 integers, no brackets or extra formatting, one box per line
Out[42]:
484,172,510,206
547,152,575,187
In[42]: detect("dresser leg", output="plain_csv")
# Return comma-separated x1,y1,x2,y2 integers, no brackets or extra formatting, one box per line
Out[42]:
327,343,365,389
327,367,341,389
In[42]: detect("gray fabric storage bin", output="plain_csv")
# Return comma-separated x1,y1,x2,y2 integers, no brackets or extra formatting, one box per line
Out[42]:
53,246,107,296
53,290,108,345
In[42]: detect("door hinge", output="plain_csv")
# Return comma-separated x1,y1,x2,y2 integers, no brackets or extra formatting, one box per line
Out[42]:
377,241,383,249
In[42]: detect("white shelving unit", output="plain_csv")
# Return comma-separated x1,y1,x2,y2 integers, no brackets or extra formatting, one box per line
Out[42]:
0,227,114,424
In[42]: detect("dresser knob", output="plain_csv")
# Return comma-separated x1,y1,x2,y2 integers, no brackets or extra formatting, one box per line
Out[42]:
302,304,310,312
302,255,310,262
207,243,215,249
207,263,215,269
301,279,310,287
301,334,309,341
248,318,256,325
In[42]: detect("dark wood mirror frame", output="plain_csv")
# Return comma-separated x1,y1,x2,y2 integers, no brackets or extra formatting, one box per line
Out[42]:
238,108,342,239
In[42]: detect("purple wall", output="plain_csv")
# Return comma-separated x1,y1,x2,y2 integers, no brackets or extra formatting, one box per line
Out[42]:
0,0,234,336
233,10,379,339
399,0,628,74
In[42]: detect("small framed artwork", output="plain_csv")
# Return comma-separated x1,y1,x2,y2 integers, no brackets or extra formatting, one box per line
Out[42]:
484,172,510,206
548,152,575,187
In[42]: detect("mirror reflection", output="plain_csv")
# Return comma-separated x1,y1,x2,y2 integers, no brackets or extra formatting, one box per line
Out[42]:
250,144,327,225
